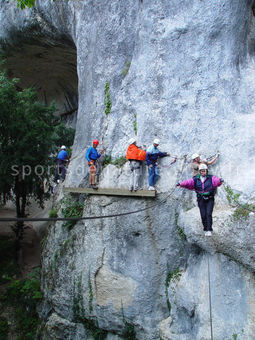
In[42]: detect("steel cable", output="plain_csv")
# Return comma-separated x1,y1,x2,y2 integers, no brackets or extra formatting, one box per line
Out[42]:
0,187,177,223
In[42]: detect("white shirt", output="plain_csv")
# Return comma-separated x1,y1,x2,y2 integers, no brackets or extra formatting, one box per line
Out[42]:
200,176,206,183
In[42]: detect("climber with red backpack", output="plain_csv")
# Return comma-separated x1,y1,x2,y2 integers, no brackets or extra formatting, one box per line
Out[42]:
126,137,146,191
86,139,104,189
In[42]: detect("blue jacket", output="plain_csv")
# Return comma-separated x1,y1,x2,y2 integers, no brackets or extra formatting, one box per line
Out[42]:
86,146,101,162
57,150,69,160
146,145,167,166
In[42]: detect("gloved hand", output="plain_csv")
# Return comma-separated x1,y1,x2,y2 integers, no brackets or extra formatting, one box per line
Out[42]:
176,182,180,187
220,178,224,183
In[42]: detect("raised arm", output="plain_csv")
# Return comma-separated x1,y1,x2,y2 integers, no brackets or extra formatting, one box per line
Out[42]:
177,178,195,190
207,153,219,165
212,176,223,188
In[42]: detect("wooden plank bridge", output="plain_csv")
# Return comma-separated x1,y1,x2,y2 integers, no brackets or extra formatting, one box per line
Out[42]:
63,187,156,198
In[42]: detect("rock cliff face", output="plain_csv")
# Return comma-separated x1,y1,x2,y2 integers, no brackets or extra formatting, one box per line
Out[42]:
1,0,255,339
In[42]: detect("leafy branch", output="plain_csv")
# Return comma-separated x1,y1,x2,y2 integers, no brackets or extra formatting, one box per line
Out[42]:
225,185,255,222
104,82,112,115
16,0,68,9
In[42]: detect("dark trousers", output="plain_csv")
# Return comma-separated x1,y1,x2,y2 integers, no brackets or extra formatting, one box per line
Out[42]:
54,159,66,182
197,196,214,231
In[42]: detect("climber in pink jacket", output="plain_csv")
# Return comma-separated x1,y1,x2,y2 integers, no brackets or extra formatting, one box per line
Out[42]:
176,164,223,236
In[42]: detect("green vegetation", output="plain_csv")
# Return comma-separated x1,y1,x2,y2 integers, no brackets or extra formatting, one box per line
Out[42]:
225,185,241,205
40,236,46,250
72,274,137,339
51,122,75,156
53,238,75,270
0,316,9,339
16,0,69,9
112,156,127,167
0,268,42,339
0,235,20,284
61,197,84,231
88,270,93,313
232,204,254,222
102,155,127,168
120,306,137,340
0,59,74,246
229,329,245,340
174,210,187,241
133,113,137,135
122,61,131,78
53,249,59,270
102,154,112,167
177,226,186,240
49,208,58,218
73,274,107,340
165,267,182,313
225,185,255,222
104,82,112,115
122,319,137,339
168,268,181,282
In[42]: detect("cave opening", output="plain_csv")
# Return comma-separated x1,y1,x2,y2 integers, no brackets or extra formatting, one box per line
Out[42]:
2,36,78,127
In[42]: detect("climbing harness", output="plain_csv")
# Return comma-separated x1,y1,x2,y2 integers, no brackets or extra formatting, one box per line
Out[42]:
129,159,141,172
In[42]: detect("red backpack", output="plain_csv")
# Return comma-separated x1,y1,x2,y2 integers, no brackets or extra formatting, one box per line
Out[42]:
136,149,146,161
126,145,146,161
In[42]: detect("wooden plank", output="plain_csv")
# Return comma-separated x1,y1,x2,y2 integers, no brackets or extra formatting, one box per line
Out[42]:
63,187,156,197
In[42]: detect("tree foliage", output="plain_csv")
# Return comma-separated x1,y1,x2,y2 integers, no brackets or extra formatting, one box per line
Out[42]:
16,0,69,10
0,59,74,241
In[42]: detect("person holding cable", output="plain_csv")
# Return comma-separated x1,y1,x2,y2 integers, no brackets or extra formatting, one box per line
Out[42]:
176,163,223,236
191,152,219,176
86,139,103,189
146,138,170,190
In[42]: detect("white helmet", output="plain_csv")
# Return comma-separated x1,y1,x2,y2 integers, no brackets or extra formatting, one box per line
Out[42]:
128,137,136,145
153,138,160,145
192,153,200,160
199,163,208,171
61,145,66,150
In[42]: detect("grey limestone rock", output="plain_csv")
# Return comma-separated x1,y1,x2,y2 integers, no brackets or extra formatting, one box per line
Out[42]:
1,0,255,339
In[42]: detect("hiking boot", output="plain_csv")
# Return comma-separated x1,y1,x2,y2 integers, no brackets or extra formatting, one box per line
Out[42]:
129,187,133,192
148,186,155,191
92,185,98,190
205,231,212,237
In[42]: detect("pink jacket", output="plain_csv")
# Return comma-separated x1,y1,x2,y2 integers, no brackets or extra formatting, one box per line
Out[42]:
180,176,222,192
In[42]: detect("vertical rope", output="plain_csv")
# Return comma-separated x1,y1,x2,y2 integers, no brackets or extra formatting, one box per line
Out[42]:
207,254,213,340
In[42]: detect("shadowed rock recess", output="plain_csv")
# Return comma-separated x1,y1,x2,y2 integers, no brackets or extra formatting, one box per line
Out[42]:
1,0,255,339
